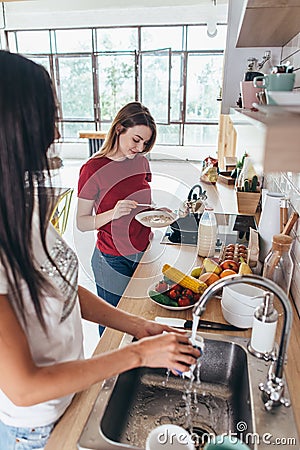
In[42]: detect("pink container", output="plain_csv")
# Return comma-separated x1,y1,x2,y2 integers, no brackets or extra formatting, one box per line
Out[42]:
240,81,263,109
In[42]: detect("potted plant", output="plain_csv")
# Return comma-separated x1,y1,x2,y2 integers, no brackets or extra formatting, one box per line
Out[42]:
235,156,261,214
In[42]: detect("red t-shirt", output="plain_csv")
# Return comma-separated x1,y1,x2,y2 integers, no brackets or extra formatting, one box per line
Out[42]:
77,155,152,256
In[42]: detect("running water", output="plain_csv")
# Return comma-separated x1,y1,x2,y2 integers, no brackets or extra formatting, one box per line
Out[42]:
191,313,200,341
161,316,204,438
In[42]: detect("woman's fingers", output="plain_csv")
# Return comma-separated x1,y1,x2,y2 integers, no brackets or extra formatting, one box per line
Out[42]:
113,200,137,219
135,332,201,370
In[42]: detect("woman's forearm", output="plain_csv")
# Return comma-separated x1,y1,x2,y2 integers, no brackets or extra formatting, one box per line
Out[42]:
6,333,196,407
77,209,114,232
9,345,142,406
78,285,144,335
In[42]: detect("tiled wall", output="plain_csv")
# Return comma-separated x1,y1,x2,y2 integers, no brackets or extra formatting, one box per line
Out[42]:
264,32,300,316
264,173,300,316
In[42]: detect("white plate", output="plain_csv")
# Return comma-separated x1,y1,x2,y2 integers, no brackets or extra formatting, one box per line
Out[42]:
147,282,194,310
267,91,300,106
135,210,177,228
253,103,300,114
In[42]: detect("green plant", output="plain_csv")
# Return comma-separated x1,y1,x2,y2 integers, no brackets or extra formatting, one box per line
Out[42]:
243,175,258,192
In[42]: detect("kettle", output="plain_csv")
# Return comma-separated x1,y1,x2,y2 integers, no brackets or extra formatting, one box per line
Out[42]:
179,184,207,216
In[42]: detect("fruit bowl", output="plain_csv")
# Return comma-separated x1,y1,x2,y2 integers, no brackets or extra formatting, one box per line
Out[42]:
147,282,198,311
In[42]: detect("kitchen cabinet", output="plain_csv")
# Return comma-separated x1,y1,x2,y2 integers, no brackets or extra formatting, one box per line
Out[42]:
229,107,300,173
236,0,300,47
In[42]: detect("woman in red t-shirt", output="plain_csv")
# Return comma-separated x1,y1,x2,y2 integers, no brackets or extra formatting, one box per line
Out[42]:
77,102,156,334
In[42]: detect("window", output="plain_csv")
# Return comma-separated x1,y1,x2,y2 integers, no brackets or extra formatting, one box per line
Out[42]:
58,56,94,120
6,24,227,148
140,49,171,124
96,27,138,51
55,29,93,53
186,53,223,122
13,30,51,53
97,52,136,121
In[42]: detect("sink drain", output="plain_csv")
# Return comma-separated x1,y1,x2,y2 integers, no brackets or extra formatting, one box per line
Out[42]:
191,424,216,450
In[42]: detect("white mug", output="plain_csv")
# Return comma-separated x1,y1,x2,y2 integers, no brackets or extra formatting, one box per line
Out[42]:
146,424,195,450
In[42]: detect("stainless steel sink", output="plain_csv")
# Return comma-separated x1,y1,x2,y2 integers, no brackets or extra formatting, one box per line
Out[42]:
78,333,299,450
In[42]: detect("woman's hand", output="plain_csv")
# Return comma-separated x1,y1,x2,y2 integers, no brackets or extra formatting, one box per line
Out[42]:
133,318,185,340
132,332,200,375
113,200,137,220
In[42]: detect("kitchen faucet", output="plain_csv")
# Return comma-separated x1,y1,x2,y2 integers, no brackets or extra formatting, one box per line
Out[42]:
193,274,293,411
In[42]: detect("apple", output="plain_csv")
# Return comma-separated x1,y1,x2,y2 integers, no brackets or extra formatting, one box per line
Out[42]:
220,259,239,273
220,269,237,278
199,272,220,286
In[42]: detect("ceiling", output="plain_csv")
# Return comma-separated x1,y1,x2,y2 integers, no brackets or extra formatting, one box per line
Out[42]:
1,0,229,29
1,0,228,8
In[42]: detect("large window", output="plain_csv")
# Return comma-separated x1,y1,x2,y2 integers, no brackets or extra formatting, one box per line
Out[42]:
6,24,227,147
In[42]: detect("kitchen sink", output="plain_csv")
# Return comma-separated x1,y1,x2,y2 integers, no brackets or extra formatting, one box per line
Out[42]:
78,333,299,450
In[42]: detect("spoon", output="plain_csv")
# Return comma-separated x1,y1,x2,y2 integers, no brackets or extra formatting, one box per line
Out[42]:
136,203,158,208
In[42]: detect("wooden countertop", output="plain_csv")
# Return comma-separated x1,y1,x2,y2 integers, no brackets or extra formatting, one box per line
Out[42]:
45,231,300,450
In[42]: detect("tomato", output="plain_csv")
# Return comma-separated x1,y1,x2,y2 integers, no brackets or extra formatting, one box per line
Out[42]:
182,288,194,298
155,281,168,293
192,293,200,302
172,284,183,292
178,296,191,307
168,289,179,299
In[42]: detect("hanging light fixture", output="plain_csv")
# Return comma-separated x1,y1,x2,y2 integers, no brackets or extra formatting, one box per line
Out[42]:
207,0,218,38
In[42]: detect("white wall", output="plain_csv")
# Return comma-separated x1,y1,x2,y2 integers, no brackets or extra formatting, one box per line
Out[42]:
3,0,228,29
221,0,281,114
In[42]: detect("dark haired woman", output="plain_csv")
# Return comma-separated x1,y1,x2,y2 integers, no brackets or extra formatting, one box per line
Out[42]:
77,102,157,334
0,51,200,449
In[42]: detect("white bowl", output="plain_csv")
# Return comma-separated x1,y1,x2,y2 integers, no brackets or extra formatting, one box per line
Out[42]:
135,210,176,228
146,424,195,450
222,294,256,316
267,91,300,106
221,301,254,329
221,283,265,316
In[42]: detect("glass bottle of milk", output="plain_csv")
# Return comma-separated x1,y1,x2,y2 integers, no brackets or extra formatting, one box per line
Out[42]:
197,206,217,257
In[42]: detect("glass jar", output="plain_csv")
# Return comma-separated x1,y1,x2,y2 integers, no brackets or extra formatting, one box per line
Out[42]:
262,234,294,295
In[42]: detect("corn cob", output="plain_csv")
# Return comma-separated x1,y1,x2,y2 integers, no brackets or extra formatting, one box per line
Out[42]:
162,264,207,294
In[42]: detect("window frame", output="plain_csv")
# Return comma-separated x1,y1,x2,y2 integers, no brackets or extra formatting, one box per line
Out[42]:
5,23,227,146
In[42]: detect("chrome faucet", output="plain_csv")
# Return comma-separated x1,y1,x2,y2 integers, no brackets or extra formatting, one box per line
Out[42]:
193,274,293,411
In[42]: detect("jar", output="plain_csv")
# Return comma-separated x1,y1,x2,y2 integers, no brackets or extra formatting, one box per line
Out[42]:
262,234,294,295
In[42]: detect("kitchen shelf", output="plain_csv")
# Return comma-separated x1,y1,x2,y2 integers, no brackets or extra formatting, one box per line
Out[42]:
236,0,300,47
229,107,300,173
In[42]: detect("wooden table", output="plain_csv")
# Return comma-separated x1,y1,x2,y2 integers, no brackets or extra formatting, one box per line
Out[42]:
45,226,300,449
79,131,107,157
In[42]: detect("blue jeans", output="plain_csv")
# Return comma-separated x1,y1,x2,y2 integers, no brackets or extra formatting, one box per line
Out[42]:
91,248,143,335
0,420,55,450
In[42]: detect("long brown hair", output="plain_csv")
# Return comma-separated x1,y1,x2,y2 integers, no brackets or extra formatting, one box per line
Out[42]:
98,102,156,158
0,50,63,331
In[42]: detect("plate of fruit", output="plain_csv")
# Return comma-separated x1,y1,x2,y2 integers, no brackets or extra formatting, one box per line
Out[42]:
148,264,208,310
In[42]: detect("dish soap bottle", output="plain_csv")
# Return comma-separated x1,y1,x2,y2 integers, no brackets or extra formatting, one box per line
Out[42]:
197,206,217,257
248,292,278,358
